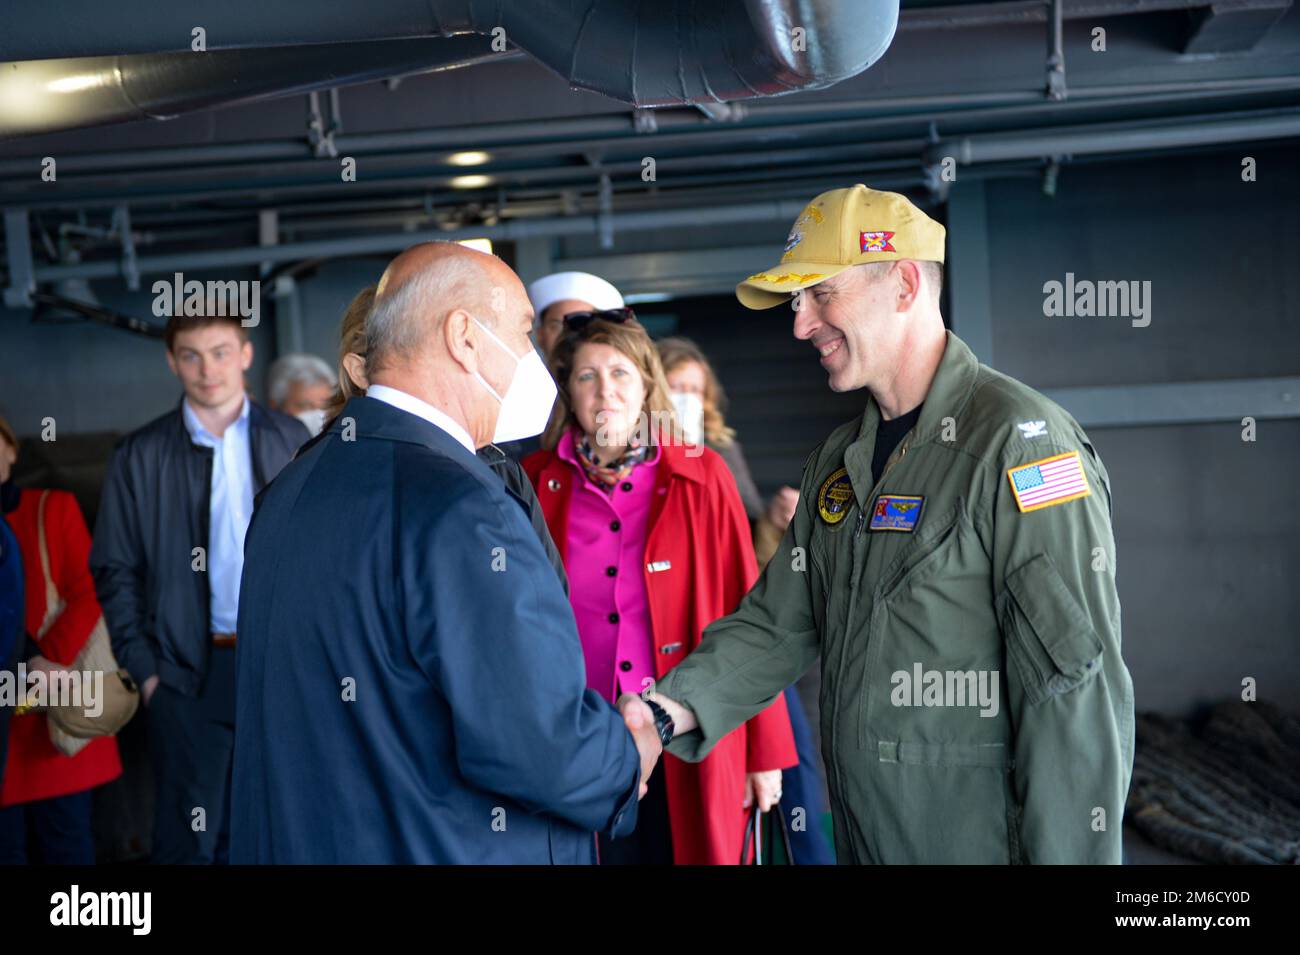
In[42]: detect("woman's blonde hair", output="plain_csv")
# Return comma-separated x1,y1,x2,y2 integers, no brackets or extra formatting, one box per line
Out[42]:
325,284,377,421
656,336,736,448
540,317,679,452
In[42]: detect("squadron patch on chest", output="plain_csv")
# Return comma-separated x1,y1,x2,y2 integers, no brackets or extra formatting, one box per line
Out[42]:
869,494,925,532
816,467,856,526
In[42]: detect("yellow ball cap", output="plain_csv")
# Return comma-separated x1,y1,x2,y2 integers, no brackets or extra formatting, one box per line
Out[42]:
736,184,947,310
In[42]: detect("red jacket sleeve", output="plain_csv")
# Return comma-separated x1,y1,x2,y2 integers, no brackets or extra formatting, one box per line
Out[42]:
704,453,798,773
36,492,105,666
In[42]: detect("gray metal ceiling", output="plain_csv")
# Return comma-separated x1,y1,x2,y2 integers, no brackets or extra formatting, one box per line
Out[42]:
1,0,1297,298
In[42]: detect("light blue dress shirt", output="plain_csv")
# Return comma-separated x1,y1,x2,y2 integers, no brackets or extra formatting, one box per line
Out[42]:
182,395,255,634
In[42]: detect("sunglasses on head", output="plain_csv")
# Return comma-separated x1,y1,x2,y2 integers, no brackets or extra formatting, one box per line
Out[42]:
562,307,637,331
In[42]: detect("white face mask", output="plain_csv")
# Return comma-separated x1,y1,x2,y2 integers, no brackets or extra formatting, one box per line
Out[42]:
473,319,558,443
669,391,704,446
295,408,327,437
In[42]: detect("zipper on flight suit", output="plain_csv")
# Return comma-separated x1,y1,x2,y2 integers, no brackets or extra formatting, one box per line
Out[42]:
842,432,913,655
855,438,910,539
835,432,913,861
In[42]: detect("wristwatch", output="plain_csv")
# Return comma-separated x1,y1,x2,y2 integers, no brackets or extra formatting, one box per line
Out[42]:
643,699,675,747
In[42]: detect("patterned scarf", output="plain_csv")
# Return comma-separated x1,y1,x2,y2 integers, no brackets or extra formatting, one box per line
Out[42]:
575,434,648,493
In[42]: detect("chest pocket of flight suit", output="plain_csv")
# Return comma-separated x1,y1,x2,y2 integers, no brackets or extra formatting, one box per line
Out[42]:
876,499,967,603
999,553,1104,706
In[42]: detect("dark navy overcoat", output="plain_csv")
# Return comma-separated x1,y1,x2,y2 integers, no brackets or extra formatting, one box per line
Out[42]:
231,396,640,863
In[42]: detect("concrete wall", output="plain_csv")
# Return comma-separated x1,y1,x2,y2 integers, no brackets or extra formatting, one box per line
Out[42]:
979,147,1300,717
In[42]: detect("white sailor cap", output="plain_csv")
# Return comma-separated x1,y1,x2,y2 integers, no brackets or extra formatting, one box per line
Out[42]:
528,271,624,318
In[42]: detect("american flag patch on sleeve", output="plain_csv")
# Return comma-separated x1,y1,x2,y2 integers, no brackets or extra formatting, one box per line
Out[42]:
1006,450,1091,513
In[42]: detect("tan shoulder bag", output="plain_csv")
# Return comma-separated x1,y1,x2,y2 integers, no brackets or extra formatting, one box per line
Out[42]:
33,489,139,757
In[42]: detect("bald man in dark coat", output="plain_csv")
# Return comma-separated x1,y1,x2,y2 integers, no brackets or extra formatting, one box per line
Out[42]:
231,243,660,863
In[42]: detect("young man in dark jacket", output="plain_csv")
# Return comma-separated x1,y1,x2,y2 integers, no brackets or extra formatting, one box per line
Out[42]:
89,311,308,863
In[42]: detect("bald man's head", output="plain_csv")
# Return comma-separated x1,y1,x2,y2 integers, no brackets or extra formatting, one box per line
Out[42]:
367,241,525,374
364,241,539,448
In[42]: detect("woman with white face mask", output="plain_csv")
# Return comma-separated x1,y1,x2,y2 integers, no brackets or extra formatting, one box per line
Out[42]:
658,337,803,569
658,339,761,513
523,311,798,865
657,337,836,867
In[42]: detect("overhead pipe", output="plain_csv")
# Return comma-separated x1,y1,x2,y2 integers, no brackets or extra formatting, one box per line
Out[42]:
14,98,1285,288
0,0,899,140
0,136,927,214
13,107,1297,284
4,94,1297,216
1046,0,1067,101
899,0,1219,30
29,290,165,338
5,83,1297,214
28,199,817,282
3,73,1298,183
0,0,1222,59
0,36,511,141
927,108,1300,165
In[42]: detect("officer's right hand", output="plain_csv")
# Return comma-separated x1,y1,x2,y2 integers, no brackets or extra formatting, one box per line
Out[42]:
617,694,662,799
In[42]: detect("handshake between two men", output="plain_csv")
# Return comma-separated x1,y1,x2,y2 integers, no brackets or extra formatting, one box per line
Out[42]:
614,691,784,813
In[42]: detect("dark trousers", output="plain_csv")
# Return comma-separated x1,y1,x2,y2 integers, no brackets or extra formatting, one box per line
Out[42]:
0,789,96,864
597,759,673,864
147,646,236,864
777,685,836,865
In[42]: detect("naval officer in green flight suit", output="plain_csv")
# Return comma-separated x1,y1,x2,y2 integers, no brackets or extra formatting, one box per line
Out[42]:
621,184,1135,864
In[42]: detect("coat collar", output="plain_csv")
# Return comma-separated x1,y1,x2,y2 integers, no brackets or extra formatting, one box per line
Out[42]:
841,331,980,504
181,392,250,444
328,395,482,469
657,442,709,485
172,394,275,437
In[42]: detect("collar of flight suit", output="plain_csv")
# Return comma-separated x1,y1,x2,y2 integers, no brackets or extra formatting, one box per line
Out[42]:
842,331,981,511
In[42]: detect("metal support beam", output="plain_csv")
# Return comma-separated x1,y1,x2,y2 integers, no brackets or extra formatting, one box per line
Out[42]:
597,174,614,251
933,109,1300,166
3,210,35,308
555,245,784,298
511,237,553,287
901,0,1238,29
307,89,343,159
259,209,302,356
113,205,140,291
1044,377,1300,427
1183,0,1293,54
1046,0,1067,101
30,200,811,283
945,181,995,365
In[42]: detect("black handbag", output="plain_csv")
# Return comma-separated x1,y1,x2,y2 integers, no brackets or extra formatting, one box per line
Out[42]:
740,800,795,865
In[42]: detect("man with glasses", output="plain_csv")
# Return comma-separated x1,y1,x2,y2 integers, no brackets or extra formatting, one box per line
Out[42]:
528,271,626,360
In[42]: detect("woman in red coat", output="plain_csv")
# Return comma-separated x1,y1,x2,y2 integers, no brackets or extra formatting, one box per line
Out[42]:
0,416,122,863
523,308,797,865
